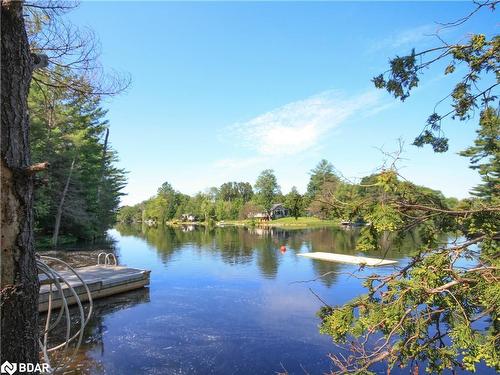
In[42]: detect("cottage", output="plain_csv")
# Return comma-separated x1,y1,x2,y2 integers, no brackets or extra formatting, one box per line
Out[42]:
144,218,157,226
270,203,289,219
249,203,289,220
180,213,198,222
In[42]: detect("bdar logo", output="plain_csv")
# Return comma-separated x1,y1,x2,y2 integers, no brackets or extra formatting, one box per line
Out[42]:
0,361,17,375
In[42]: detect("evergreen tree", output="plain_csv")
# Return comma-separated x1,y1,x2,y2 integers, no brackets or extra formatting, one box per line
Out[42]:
307,159,339,198
29,71,126,244
459,107,500,201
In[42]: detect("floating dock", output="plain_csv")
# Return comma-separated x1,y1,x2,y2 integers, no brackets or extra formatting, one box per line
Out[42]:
39,265,151,312
298,252,397,266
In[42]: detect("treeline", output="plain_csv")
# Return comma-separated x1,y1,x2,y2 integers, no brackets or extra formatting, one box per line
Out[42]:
118,180,259,224
30,69,126,246
118,159,458,225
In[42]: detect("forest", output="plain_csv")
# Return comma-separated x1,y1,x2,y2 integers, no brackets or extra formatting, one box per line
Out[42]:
117,159,459,226
30,70,126,247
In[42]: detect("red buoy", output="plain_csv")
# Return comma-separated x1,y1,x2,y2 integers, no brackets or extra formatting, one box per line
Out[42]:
280,245,287,253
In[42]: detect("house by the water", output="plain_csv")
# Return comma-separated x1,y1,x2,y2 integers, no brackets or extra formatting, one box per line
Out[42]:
249,203,289,220
180,213,198,222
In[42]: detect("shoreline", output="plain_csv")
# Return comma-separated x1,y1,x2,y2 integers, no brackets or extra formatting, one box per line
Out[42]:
164,217,343,229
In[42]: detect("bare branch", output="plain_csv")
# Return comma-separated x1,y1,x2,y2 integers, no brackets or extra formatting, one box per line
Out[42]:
25,0,131,96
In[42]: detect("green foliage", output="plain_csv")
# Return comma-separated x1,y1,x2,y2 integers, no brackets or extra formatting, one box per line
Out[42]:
318,3,500,373
367,204,402,232
136,182,189,224
319,305,355,342
158,181,175,196
117,205,142,224
307,159,339,198
318,166,499,373
459,107,500,201
254,169,281,216
119,180,255,224
306,159,353,220
35,234,78,249
218,181,253,202
373,20,499,152
372,49,419,101
284,186,304,219
30,70,126,243
356,226,379,252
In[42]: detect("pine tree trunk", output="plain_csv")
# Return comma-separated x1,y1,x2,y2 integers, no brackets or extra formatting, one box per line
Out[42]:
1,0,39,364
52,156,76,247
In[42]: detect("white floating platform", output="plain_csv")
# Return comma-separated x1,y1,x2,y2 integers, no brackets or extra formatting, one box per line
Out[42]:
298,252,397,266
39,265,150,312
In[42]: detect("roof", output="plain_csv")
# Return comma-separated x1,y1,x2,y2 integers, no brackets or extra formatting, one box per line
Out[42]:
271,203,285,211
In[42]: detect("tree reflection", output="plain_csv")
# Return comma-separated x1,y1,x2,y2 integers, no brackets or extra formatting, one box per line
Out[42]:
115,224,427,283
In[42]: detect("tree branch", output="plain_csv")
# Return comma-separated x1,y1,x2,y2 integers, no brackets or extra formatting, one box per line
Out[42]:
24,161,49,174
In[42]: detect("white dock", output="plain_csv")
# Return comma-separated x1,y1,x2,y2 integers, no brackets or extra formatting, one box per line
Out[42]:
39,265,150,312
298,252,397,266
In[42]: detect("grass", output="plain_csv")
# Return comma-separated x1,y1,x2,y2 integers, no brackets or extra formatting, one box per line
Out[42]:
163,217,341,229
221,217,339,228
35,234,78,249
266,217,338,227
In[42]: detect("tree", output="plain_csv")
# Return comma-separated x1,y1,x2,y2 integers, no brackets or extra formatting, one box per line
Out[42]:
459,107,499,200
156,181,181,222
254,169,281,219
117,205,142,223
319,2,500,373
236,182,254,202
200,196,216,221
372,2,498,153
306,159,344,219
2,0,128,362
284,187,304,219
239,201,260,220
29,72,126,245
219,182,237,202
307,159,339,198
1,0,40,365
218,181,254,202
26,1,130,97
309,180,359,220
158,181,175,196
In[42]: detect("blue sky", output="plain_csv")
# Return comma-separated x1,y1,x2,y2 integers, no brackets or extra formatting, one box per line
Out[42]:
67,1,497,205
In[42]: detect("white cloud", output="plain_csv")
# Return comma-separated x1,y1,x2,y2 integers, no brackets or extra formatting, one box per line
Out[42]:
370,24,438,52
390,24,437,48
223,90,383,158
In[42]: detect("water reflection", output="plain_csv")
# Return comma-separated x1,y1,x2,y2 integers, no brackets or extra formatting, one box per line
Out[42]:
116,224,417,284
41,288,150,374
38,225,492,374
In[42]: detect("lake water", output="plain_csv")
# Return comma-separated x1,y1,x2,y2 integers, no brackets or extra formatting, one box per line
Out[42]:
42,225,494,374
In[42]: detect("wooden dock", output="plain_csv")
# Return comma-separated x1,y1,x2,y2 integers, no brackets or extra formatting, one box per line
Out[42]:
298,252,397,266
39,265,150,312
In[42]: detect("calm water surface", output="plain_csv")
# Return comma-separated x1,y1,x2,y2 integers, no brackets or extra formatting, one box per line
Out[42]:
43,225,493,374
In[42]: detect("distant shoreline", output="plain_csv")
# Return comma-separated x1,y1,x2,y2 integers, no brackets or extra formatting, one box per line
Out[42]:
162,217,343,229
